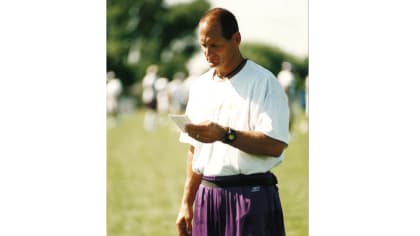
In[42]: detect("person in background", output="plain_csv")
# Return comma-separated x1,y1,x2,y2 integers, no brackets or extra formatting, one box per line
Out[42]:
277,61,295,133
168,72,187,115
175,8,289,236
305,75,308,118
141,64,159,131
107,71,122,127
155,77,170,115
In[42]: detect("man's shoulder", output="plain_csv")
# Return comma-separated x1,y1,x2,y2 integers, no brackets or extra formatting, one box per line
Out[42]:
244,60,277,81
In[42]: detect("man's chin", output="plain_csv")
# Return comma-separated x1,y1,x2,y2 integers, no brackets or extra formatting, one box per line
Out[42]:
207,62,218,68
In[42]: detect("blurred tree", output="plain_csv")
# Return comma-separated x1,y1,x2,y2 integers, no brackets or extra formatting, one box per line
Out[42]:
240,42,308,88
107,0,210,89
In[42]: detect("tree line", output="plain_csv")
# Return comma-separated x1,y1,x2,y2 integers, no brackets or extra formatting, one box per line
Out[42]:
107,0,308,91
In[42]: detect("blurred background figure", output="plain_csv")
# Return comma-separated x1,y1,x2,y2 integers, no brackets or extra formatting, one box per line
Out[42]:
155,77,170,125
167,72,184,114
277,61,295,133
142,65,159,131
305,75,308,118
167,72,189,115
107,71,122,127
182,70,198,105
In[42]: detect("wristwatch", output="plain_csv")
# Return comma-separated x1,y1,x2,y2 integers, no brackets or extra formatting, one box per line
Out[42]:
222,127,237,144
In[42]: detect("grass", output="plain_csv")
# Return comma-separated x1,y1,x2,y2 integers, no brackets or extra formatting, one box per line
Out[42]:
107,108,308,236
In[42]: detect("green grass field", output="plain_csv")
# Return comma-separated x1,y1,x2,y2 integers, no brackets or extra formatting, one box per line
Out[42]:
107,108,308,236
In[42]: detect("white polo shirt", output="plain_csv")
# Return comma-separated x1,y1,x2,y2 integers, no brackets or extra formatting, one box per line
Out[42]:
179,60,289,176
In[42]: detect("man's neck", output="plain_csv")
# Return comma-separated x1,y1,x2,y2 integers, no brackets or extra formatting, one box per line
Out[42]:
215,55,245,79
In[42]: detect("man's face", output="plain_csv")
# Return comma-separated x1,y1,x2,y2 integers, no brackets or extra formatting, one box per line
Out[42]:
198,19,237,69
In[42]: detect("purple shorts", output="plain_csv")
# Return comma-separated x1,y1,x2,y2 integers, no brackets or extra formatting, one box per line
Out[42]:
192,172,285,236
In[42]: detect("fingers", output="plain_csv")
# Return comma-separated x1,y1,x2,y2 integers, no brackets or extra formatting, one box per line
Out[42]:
188,131,208,143
185,124,206,132
185,219,192,235
186,121,226,143
176,219,191,236
186,120,213,130
176,219,185,236
185,124,205,141
176,207,193,236
186,122,212,135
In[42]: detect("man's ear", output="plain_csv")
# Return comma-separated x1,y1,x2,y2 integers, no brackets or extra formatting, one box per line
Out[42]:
233,32,241,45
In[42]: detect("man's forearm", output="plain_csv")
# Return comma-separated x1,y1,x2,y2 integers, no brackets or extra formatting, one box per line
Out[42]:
229,130,287,157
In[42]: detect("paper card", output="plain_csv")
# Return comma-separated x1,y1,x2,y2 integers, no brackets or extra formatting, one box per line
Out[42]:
168,114,192,132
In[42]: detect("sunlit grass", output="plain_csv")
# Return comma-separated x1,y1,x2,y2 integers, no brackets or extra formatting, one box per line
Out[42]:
107,108,308,236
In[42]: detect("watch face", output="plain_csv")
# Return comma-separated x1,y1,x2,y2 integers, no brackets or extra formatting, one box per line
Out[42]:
223,128,236,143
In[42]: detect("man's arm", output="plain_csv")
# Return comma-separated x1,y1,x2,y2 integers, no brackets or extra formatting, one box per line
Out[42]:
230,129,287,157
186,121,287,157
176,146,202,236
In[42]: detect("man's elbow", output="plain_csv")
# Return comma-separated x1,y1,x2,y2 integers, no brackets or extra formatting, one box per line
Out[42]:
270,142,287,157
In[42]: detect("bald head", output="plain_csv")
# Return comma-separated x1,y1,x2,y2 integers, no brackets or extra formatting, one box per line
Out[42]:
199,8,239,40
198,8,243,75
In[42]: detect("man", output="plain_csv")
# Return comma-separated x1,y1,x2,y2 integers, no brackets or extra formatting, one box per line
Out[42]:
175,8,289,236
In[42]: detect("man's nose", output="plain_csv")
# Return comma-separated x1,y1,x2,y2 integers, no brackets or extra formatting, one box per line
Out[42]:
204,47,212,57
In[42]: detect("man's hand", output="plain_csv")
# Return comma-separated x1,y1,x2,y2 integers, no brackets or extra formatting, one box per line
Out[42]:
175,203,194,236
185,121,226,143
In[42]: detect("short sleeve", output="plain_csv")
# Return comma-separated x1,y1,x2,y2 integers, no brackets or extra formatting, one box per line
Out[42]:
254,79,289,144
